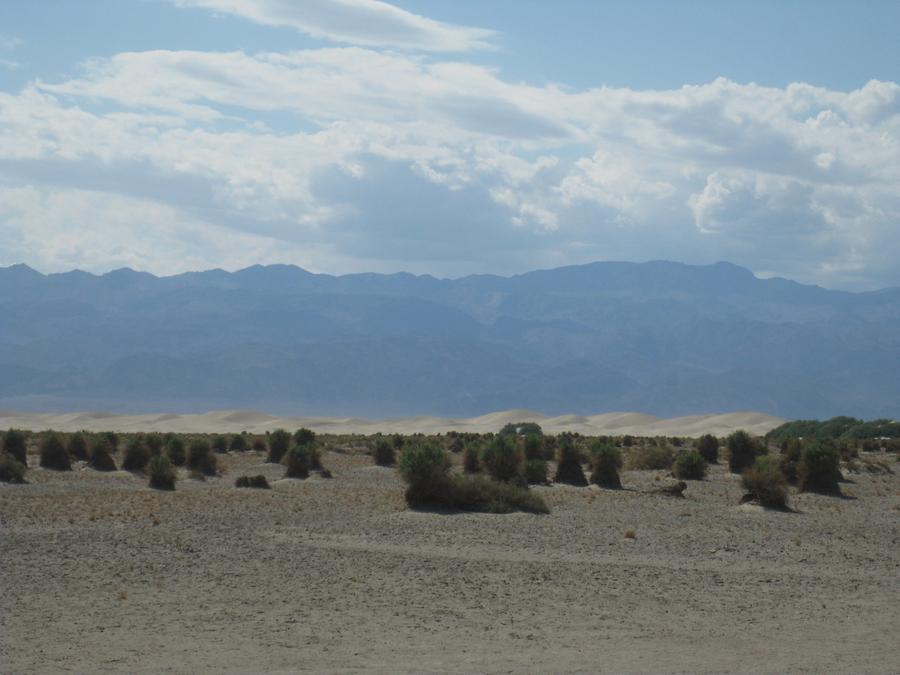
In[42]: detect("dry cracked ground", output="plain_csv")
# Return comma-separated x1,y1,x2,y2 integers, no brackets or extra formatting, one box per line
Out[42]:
1,448,898,674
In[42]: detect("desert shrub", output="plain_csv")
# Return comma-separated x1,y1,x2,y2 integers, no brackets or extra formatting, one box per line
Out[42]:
0,453,26,483
799,441,842,495
284,445,310,479
499,422,543,437
251,437,266,452
373,438,395,466
89,436,117,471
39,433,72,471
187,439,217,476
398,443,452,506
229,434,248,452
211,435,228,454
100,431,119,452
67,432,89,461
673,449,707,480
554,435,588,486
2,429,27,466
445,475,548,514
590,442,623,489
780,437,802,484
144,433,164,456
480,435,523,484
696,434,719,464
148,455,176,490
293,428,315,447
308,445,324,472
524,458,548,485
523,433,543,461
235,474,270,489
267,429,291,464
166,437,186,466
448,436,464,453
122,437,150,472
625,445,674,471
463,442,481,473
741,456,788,508
727,430,763,474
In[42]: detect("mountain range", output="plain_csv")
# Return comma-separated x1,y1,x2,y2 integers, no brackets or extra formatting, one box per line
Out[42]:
1,260,898,419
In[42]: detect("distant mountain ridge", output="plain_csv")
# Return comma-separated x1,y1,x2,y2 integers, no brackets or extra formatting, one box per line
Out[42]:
1,260,898,419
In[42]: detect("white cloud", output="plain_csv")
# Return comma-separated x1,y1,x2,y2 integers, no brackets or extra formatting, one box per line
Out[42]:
171,0,495,52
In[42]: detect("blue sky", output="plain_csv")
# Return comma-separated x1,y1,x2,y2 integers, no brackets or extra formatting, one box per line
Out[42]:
1,0,899,288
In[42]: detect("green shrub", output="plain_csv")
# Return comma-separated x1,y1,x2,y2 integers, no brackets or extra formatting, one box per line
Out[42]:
463,442,481,473
284,445,310,479
187,439,216,476
696,434,719,464
122,437,150,472
554,435,587,486
293,428,316,447
229,434,248,452
625,445,674,471
251,437,267,453
727,430,763,474
523,433,543,461
100,431,119,452
89,436,118,471
780,437,802,484
673,449,707,480
524,458,548,485
235,475,270,489
741,456,788,508
799,441,842,494
39,433,72,471
68,433,89,461
0,453,26,483
399,443,451,505
211,435,228,454
499,422,542,437
148,455,176,490
373,438,395,466
480,435,523,483
267,429,291,463
166,437,186,466
445,475,548,514
590,442,622,489
144,433,164,457
2,429,27,466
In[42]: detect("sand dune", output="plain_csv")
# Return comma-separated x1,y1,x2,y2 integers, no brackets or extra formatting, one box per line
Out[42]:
0,408,785,436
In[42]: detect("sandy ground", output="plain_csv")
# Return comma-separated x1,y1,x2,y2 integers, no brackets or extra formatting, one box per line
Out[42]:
1,445,897,674
0,409,784,437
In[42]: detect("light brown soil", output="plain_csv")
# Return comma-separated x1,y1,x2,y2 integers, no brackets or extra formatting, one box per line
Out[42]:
1,449,897,673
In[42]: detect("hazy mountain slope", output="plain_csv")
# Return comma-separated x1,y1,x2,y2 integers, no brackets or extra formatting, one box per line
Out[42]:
0,260,897,418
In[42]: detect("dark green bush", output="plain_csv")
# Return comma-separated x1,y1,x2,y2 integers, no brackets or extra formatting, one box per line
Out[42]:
673,449,707,480
211,435,228,454
166,437,186,466
284,445,310,479
229,434,248,452
122,437,150,472
2,429,27,466
187,439,216,476
480,435,523,483
554,435,587,486
89,436,117,471
399,443,451,505
727,430,763,474
0,453,26,483
144,433,164,457
251,437,267,452
100,431,119,452
780,437,802,484
799,441,842,495
293,428,316,447
463,442,481,473
235,474,271,489
39,433,72,471
625,445,674,471
523,433,543,461
499,421,543,437
445,475,548,514
741,456,788,508
267,429,291,463
68,432,89,461
524,458,548,485
373,438,395,466
148,455,176,490
696,434,719,464
590,442,622,489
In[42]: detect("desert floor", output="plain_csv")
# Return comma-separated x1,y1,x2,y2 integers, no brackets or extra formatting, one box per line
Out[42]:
1,448,897,674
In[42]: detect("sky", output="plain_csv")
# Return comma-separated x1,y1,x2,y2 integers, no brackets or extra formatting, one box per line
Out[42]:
0,0,898,290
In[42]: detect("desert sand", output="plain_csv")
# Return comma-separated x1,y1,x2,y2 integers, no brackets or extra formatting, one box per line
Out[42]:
1,443,897,673
0,409,784,437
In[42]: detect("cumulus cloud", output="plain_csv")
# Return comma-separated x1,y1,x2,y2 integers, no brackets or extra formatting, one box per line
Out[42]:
1,41,899,288
170,0,495,52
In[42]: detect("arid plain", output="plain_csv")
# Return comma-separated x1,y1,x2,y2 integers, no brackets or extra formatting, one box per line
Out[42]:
1,413,898,674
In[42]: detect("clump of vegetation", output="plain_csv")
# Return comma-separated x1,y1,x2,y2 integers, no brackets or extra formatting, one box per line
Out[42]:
229,434,248,452
89,436,118,471
211,435,228,454
148,455,176,490
480,435,523,484
235,475,271,489
121,436,150,473
251,437,267,453
267,429,291,464
767,416,900,444
39,432,72,471
590,441,622,489
524,458,548,485
373,438,395,466
187,439,217,476
67,432,89,461
399,443,452,505
780,437,802,484
0,453,26,483
695,434,719,464
499,421,543,437
144,433,164,457
673,449,707,480
625,445,674,471
293,428,315,447
284,445,310,479
2,429,27,466
741,456,788,509
462,442,481,473
166,436,186,466
798,440,842,495
554,434,587,486
445,475,549,514
727,430,763,474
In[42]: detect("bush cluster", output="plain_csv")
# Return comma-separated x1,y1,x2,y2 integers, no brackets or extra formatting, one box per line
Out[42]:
480,436,523,484
590,442,622,489
267,429,291,464
235,474,271,489
122,437,150,473
187,439,217,476
373,438,395,466
39,433,72,471
2,429,27,466
727,430,764,474
0,453,26,483
741,456,788,509
625,445,674,471
554,434,587,486
673,449,707,480
695,434,719,464
148,455,176,490
798,441,842,495
89,436,117,472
